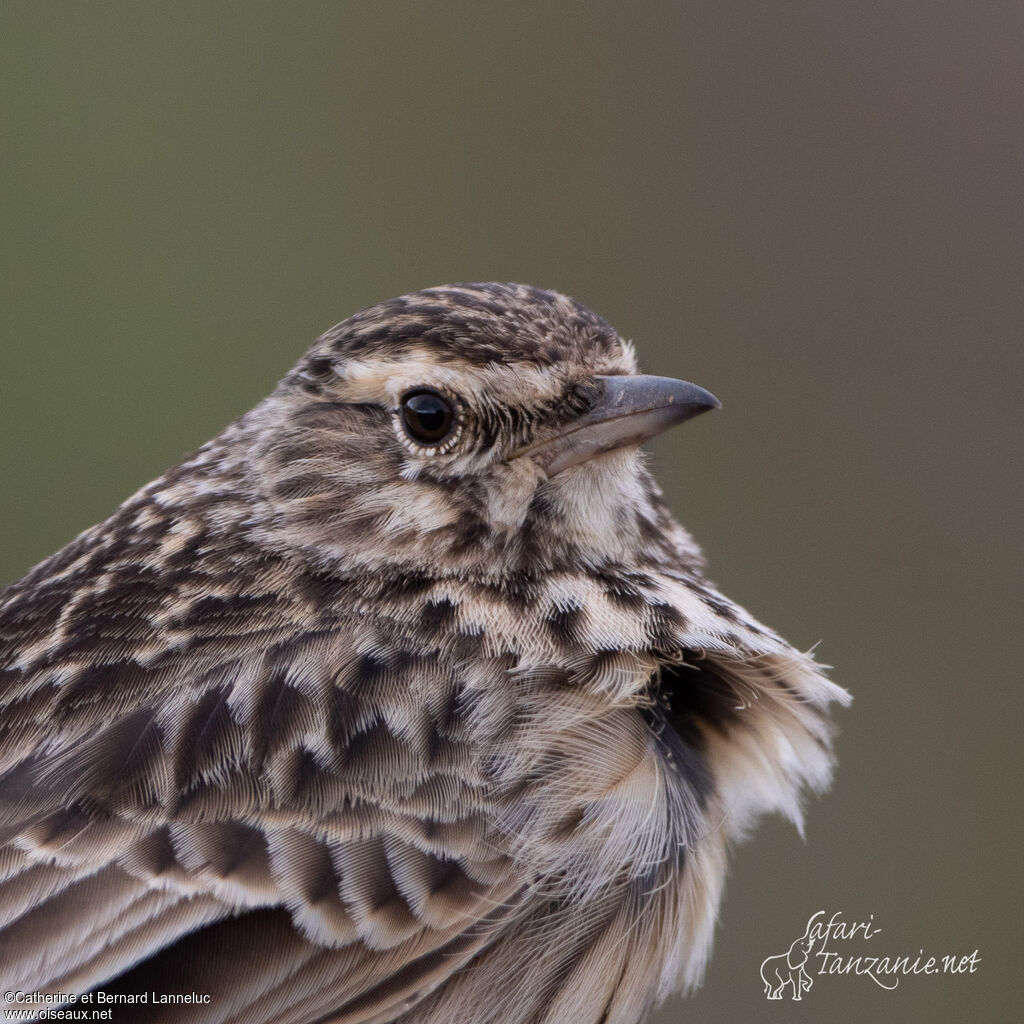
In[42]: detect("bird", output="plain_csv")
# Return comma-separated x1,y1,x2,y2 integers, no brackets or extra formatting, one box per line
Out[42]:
0,283,849,1024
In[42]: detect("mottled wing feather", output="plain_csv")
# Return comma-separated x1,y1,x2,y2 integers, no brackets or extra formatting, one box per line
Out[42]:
0,531,522,1021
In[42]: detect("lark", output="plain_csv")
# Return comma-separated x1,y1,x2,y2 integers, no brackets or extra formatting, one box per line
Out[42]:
0,284,848,1023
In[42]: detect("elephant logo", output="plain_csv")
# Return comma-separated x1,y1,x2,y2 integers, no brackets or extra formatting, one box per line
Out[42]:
760,929,817,1000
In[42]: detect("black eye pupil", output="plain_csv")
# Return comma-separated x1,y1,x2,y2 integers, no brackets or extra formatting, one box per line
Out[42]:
400,390,455,445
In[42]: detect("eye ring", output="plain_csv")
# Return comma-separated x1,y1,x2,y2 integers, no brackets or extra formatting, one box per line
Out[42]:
397,388,460,450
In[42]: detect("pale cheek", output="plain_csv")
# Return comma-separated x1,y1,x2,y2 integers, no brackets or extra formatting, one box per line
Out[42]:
483,459,547,533
349,483,462,535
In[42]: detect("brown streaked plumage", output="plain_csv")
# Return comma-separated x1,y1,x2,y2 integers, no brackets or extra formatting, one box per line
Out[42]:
0,283,848,1023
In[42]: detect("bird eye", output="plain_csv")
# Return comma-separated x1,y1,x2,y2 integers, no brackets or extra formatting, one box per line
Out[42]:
399,389,457,446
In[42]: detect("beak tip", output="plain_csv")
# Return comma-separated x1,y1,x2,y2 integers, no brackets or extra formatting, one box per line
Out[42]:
696,386,722,412
671,381,721,418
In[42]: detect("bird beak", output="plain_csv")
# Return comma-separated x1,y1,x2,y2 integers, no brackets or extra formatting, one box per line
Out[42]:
518,374,720,477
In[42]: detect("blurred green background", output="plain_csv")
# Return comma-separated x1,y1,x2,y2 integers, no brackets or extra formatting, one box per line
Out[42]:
1,3,1019,1020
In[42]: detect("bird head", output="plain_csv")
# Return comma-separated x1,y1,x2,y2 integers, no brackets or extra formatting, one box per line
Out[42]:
236,283,718,578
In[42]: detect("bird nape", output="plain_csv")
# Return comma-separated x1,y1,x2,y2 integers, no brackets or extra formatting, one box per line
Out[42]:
0,283,849,1024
